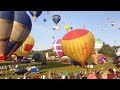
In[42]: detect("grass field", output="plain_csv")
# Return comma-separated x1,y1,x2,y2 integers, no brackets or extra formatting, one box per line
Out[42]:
0,59,117,79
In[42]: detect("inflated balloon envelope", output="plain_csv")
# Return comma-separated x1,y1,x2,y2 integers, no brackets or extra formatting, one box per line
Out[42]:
0,11,32,61
61,29,95,66
14,35,34,57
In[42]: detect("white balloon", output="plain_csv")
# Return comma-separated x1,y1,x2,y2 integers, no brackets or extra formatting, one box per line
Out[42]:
115,48,120,56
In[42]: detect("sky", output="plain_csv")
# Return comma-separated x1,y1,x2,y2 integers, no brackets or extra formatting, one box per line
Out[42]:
26,11,120,51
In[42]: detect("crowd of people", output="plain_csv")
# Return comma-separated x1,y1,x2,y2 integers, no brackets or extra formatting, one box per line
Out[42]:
0,59,120,79
5,68,120,79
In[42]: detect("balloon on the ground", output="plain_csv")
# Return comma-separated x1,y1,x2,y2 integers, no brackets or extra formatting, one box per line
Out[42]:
94,38,103,53
61,29,95,66
115,48,120,56
32,53,42,61
118,27,120,30
93,54,107,65
14,35,34,57
97,54,107,64
29,11,42,21
52,39,64,58
52,15,61,25
0,11,32,61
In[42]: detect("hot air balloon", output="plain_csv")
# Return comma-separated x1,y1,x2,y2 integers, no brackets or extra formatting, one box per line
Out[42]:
14,35,34,57
118,27,120,30
52,15,61,25
52,39,64,59
61,29,95,66
93,39,103,64
29,11,42,21
32,53,42,61
70,27,73,30
52,36,54,39
107,18,110,20
83,25,86,29
97,54,107,64
43,18,46,22
53,25,60,31
0,11,32,61
64,25,71,31
94,39,103,54
111,22,115,26
115,48,120,56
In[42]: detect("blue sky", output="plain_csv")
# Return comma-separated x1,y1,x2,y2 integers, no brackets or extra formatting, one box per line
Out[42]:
26,11,120,50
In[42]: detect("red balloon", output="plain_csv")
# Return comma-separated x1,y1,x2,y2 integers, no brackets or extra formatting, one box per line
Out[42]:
52,39,64,58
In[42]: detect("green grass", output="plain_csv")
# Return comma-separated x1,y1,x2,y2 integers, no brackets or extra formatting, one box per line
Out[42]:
0,59,117,79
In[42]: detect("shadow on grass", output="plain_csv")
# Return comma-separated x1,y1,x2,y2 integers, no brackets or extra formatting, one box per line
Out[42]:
40,62,70,70
0,61,19,66
0,61,71,72
21,62,70,70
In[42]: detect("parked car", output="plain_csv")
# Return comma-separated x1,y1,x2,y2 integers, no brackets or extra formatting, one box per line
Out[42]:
10,67,27,75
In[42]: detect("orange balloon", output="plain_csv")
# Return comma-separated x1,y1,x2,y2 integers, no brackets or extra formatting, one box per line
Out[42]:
14,35,34,57
61,29,95,66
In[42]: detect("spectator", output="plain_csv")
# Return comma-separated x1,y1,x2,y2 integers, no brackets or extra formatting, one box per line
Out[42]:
87,71,97,79
107,69,115,79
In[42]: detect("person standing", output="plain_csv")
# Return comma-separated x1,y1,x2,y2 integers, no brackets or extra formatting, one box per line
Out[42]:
107,69,115,79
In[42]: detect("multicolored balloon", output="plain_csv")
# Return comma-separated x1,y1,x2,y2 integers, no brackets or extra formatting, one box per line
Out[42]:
14,35,34,57
52,39,64,58
29,11,42,21
111,21,115,26
95,54,107,64
61,29,95,66
52,15,61,25
94,38,103,54
0,11,32,61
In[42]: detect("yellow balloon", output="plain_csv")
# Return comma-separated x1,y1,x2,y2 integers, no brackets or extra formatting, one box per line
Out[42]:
61,29,95,66
64,25,71,31
14,35,34,57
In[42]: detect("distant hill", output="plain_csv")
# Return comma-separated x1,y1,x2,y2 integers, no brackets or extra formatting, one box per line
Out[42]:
30,48,56,56
99,42,120,57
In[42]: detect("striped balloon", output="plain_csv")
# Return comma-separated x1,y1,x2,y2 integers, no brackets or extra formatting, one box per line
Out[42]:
52,39,64,58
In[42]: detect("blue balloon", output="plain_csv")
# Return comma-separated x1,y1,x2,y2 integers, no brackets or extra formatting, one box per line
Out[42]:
32,53,42,61
70,27,73,30
52,15,61,24
0,11,32,60
43,18,46,22
29,11,42,18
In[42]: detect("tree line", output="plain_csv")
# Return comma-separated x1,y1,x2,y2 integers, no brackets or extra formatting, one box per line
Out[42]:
30,42,120,58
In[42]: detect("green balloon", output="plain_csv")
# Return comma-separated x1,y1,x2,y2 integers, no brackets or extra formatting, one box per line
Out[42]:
94,39,103,53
